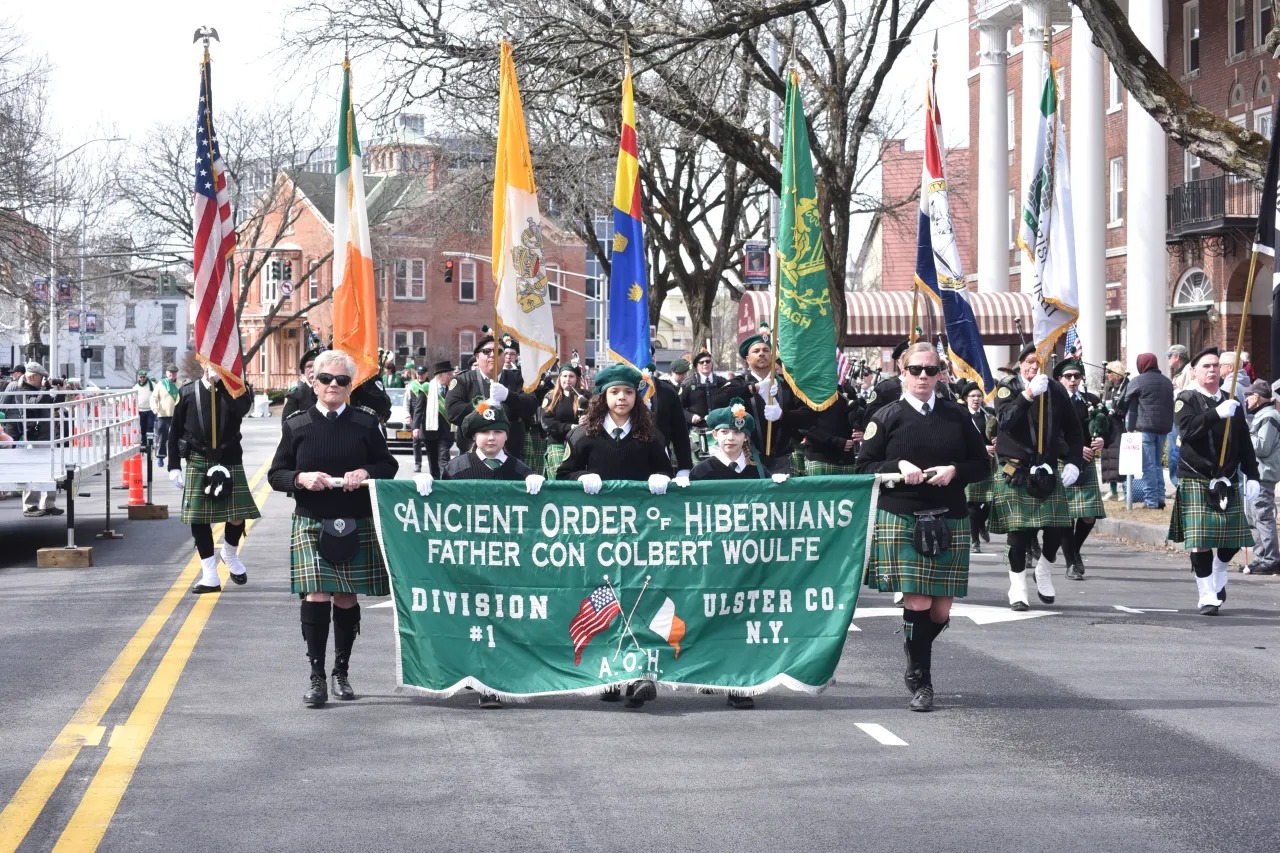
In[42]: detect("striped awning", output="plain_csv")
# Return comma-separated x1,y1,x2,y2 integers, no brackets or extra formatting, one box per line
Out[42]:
737,289,1035,346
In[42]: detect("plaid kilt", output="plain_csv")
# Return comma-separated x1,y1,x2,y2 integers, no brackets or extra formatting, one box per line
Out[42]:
1060,461,1106,519
791,451,807,477
965,468,995,504
1168,478,1254,549
865,509,970,597
804,460,858,477
289,515,389,596
988,473,1071,534
544,442,568,479
524,430,547,469
180,453,261,525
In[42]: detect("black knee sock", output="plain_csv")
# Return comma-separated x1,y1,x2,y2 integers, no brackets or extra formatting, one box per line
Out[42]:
1007,531,1029,573
332,603,361,674
301,600,332,675
1190,550,1214,578
192,524,215,559
225,522,244,546
1042,528,1066,563
1074,518,1096,553
1216,548,1239,563
968,504,983,542
902,608,933,686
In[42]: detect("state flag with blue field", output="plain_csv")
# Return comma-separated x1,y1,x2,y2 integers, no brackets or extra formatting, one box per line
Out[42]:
607,64,650,372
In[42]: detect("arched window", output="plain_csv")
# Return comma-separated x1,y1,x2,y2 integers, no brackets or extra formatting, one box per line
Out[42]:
1173,269,1213,307
1171,269,1213,355
1230,81,1247,106
1257,73,1272,100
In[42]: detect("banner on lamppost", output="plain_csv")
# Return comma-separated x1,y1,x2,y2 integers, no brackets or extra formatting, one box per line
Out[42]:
743,240,770,288
85,312,98,334
68,310,80,333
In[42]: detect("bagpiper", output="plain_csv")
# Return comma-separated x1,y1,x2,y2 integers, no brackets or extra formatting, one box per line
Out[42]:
1052,357,1107,580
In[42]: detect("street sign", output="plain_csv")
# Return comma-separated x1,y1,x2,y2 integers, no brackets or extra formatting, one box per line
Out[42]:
1118,432,1144,477
280,279,295,297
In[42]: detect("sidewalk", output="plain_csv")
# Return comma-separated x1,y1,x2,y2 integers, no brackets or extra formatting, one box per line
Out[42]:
1094,502,1175,550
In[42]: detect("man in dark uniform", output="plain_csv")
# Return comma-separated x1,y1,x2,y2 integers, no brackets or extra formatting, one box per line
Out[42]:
283,347,392,422
801,383,862,476
864,339,911,421
1168,346,1260,615
445,329,537,461
713,330,816,475
682,349,725,458
1054,357,1107,580
989,342,1085,611
645,362,694,480
409,360,456,477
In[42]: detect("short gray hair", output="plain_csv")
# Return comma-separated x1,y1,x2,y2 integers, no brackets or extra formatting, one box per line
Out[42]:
313,350,357,378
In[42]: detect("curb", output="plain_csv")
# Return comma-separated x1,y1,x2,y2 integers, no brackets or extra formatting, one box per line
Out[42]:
1093,518,1172,548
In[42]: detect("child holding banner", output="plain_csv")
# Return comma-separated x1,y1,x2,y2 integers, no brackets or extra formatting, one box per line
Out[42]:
556,363,674,709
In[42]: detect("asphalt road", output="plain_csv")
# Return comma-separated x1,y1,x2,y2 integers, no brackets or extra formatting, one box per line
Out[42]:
1,418,1278,852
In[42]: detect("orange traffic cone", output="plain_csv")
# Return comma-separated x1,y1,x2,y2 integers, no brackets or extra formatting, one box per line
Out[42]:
127,456,146,507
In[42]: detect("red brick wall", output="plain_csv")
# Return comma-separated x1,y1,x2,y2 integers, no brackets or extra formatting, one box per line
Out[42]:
879,139,976,292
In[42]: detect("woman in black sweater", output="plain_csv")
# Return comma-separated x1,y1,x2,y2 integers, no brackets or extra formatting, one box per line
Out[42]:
268,350,399,708
855,343,989,712
538,364,590,478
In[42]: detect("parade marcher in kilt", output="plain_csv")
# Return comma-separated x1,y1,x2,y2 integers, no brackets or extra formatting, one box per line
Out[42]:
990,342,1085,611
409,361,456,477
416,399,544,708
557,364,675,709
539,364,590,478
647,363,694,480
168,364,260,594
268,350,399,707
801,384,863,476
959,382,997,553
446,329,537,461
855,344,990,712
1168,347,1260,615
713,330,816,475
283,347,393,422
1052,358,1107,580
863,339,911,422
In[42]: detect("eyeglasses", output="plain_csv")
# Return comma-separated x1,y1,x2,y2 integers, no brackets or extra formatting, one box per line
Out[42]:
1061,372,1083,379
478,348,495,356
696,359,711,366
905,364,941,377
316,373,352,387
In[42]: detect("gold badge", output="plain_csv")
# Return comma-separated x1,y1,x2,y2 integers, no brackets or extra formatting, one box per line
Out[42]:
867,391,876,403
1174,399,1184,412
863,421,878,440
998,387,1011,399
448,378,458,390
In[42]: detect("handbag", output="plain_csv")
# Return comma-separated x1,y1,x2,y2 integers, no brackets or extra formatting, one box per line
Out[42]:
203,463,232,502
912,509,952,557
318,517,360,563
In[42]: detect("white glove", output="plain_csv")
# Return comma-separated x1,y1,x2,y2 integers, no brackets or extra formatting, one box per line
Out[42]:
414,472,433,496
1215,399,1239,419
525,473,545,495
673,471,691,488
580,473,603,495
1061,463,1080,488
1246,479,1261,501
763,402,783,422
1027,373,1050,397
771,472,790,484
168,468,184,488
488,382,509,403
648,473,671,495
755,377,774,400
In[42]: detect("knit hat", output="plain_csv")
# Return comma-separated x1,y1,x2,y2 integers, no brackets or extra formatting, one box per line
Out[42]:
706,398,755,434
461,399,510,439
594,363,643,392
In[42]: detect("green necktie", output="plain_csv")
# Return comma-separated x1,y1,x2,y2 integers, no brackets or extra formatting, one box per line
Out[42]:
483,458,501,470
612,428,623,440
921,403,930,416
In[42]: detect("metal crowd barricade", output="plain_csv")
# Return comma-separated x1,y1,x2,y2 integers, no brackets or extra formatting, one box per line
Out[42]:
0,389,140,548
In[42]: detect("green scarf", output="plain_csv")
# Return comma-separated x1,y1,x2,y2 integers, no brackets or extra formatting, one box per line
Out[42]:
160,378,180,397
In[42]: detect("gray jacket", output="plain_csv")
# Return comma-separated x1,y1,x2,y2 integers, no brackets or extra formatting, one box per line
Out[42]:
1124,370,1174,435
1250,404,1280,483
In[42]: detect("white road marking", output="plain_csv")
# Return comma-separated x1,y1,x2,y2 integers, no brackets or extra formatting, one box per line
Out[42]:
367,601,394,609
856,723,908,746
850,603,1058,629
1111,605,1178,614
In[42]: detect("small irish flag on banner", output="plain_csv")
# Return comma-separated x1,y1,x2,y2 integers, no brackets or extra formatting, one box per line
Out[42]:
648,597,686,659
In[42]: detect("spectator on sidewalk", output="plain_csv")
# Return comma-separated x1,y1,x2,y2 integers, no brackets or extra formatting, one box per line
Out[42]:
0,363,61,517
1220,351,1251,418
152,365,181,468
1125,352,1174,509
1166,345,1193,496
1245,379,1280,575
134,369,156,446
1101,361,1129,500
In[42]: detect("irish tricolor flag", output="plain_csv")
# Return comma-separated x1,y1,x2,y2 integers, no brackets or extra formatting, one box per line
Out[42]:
491,41,558,391
332,59,379,387
648,597,686,659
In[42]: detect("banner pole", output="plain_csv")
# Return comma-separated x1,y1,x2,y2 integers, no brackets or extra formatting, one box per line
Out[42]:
1217,247,1261,467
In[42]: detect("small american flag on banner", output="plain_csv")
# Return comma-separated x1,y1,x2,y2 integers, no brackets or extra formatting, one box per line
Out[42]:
568,584,621,666
192,50,245,397
836,348,851,387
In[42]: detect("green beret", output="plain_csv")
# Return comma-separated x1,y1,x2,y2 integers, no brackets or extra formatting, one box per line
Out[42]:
707,398,755,434
462,400,510,440
594,363,643,393
299,346,324,373
1052,357,1084,379
957,381,982,398
738,332,771,359
670,358,691,374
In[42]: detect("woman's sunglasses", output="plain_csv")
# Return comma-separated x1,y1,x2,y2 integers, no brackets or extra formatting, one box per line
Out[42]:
905,365,941,377
316,373,353,387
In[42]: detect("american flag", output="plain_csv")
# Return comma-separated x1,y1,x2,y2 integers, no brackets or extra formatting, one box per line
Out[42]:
569,584,621,666
836,348,851,387
192,53,245,397
1064,325,1081,358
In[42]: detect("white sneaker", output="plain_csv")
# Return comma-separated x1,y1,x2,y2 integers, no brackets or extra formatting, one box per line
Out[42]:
1007,570,1029,611
1034,556,1056,604
1102,492,1116,501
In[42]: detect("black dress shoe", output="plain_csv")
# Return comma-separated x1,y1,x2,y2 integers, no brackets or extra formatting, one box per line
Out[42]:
599,686,622,702
1010,601,1030,612
478,693,503,709
903,641,922,694
304,674,328,707
43,506,64,516
331,672,355,701
625,680,657,708
1065,563,1084,581
727,693,754,710
1198,604,1220,616
228,570,248,586
909,685,934,712
980,527,991,543
191,582,222,595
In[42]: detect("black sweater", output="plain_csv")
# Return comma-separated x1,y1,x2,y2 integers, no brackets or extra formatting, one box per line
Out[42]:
689,456,761,481
168,380,253,467
1174,388,1259,481
993,378,1085,469
442,452,533,481
556,424,673,481
268,406,399,518
539,390,590,442
854,397,990,518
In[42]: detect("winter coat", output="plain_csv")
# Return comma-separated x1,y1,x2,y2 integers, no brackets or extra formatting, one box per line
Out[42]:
1250,404,1280,483
1124,370,1174,435
1099,414,1125,486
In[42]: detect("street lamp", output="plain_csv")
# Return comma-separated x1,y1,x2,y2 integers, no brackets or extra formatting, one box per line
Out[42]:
48,136,125,379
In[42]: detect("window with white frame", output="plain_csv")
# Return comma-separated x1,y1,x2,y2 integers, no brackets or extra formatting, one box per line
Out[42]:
162,304,176,335
1231,0,1248,58
459,259,477,302
458,330,476,366
1108,157,1125,224
1185,150,1202,182
1008,190,1018,248
1259,0,1275,48
392,259,424,300
1184,1,1200,73
394,329,427,357
545,264,561,304
1108,63,1124,111
1006,90,1016,151
114,346,125,371
125,304,135,329
308,263,319,302
89,346,104,378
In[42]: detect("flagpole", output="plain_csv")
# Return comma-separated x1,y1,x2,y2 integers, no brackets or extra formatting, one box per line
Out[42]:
767,70,798,458
1218,249,1261,467
1035,24,1054,459
201,37,219,450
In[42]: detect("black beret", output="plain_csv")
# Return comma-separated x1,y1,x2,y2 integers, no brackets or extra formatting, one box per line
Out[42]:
957,381,982,398
1017,341,1037,363
1190,346,1220,367
891,339,911,361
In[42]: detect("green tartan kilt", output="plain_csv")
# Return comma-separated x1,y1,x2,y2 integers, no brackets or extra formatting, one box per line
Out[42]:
1168,478,1254,549
289,515,389,596
544,442,568,479
965,468,995,504
180,453,262,525
988,472,1071,534
1061,462,1106,519
804,460,858,477
689,428,715,458
524,430,547,469
865,509,970,597
791,451,807,477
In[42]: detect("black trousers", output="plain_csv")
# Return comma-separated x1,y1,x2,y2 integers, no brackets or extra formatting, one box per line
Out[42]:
414,437,452,478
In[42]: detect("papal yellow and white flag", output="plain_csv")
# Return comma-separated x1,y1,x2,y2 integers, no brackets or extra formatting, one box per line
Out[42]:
491,41,558,391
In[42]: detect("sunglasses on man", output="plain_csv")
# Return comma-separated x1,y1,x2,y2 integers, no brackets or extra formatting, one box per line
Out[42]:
905,364,941,377
316,373,352,387
478,348,495,356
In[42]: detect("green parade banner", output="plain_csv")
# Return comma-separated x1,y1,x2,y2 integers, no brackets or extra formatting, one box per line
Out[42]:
370,476,880,700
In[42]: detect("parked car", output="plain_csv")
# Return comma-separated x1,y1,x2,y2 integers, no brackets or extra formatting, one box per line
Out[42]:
383,387,414,454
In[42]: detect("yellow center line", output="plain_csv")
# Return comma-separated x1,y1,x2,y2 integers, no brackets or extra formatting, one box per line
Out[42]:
0,458,273,853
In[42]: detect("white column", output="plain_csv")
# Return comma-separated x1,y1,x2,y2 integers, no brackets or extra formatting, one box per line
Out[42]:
976,21,1011,295
1071,4,1107,389
1019,0,1051,294
1125,0,1169,372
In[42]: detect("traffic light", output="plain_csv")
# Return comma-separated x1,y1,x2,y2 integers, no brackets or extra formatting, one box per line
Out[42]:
444,259,454,283
282,259,294,282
